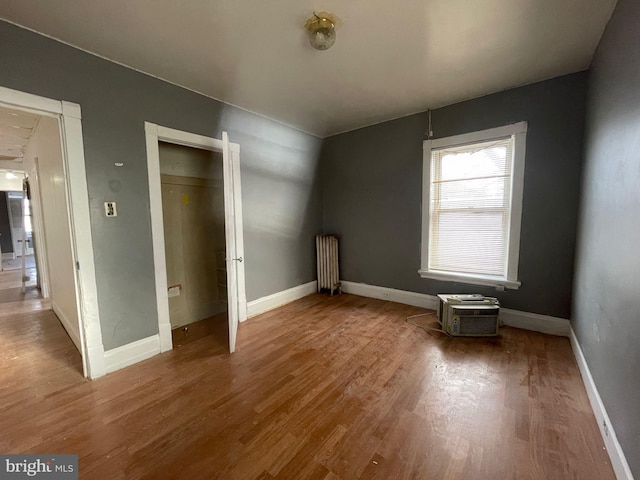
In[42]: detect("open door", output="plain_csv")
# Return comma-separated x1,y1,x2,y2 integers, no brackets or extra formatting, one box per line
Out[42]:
24,159,50,299
146,123,246,355
222,132,245,353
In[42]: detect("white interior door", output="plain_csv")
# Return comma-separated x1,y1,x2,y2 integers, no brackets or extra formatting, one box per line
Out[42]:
22,184,34,257
25,159,50,298
7,192,27,256
222,131,243,353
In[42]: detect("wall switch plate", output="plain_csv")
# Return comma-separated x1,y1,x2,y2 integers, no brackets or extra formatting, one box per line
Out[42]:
168,284,182,298
104,201,117,217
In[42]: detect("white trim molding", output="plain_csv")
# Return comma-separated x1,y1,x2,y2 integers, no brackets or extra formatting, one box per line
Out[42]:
247,281,317,318
569,328,634,480
144,124,172,353
499,308,570,337
417,269,521,290
60,103,105,379
429,122,529,149
0,85,62,117
104,335,161,374
341,281,439,310
340,281,570,337
421,121,527,291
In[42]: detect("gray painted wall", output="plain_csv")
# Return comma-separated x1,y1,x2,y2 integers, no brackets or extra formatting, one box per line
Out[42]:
0,21,322,350
574,0,640,474
322,73,588,318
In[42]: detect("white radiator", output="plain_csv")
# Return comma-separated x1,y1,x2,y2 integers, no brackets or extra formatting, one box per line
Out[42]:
316,234,341,295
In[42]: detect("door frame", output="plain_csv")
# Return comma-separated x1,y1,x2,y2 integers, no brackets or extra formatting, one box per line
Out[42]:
0,85,105,378
144,122,246,353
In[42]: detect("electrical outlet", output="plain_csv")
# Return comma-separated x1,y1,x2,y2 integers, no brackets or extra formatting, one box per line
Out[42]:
104,201,117,217
603,419,609,437
381,291,391,300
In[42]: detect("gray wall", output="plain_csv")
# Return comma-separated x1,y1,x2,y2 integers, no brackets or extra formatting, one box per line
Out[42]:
0,21,322,350
573,0,640,474
322,73,588,318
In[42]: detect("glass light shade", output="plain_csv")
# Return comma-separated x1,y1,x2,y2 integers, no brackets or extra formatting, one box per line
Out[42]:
305,15,336,51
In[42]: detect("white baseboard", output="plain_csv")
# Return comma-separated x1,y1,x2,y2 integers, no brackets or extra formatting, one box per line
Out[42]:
104,335,161,374
569,328,634,480
341,281,439,310
246,281,317,319
340,281,570,337
52,300,81,352
500,308,570,336
85,343,106,380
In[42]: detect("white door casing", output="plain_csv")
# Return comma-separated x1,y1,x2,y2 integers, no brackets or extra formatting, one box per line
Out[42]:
0,85,105,379
144,123,246,354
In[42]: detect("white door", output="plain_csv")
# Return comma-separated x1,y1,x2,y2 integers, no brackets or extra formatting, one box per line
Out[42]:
7,192,33,256
25,160,50,298
222,132,245,353
22,184,34,257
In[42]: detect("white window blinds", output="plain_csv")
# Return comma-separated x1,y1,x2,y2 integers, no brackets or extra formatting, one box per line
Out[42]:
429,136,514,277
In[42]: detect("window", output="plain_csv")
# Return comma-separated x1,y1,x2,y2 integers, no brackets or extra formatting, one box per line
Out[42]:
419,122,527,289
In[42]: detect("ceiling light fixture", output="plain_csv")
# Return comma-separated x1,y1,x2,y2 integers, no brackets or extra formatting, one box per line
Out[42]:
304,11,339,51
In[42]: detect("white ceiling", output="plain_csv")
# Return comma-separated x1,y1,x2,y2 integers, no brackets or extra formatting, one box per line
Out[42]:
0,0,616,137
0,106,38,165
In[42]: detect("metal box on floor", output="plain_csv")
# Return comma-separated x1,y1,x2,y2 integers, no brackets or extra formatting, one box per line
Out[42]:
437,294,500,337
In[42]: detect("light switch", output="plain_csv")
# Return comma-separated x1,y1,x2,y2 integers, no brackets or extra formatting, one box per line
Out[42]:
104,201,117,217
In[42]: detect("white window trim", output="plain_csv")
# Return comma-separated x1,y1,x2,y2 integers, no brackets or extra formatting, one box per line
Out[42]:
419,122,527,290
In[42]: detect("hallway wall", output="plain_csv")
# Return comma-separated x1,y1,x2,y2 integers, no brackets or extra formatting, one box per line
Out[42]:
23,116,79,349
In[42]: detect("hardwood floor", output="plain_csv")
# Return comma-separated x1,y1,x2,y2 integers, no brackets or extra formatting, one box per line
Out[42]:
171,311,229,348
0,292,614,479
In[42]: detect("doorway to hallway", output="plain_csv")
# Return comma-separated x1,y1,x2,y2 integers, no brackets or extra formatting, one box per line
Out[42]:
0,85,103,379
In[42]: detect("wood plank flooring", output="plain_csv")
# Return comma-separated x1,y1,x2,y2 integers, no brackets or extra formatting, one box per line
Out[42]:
0,290,615,479
171,311,228,348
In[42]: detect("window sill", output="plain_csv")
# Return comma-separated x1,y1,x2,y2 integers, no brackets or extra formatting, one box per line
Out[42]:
417,269,521,290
